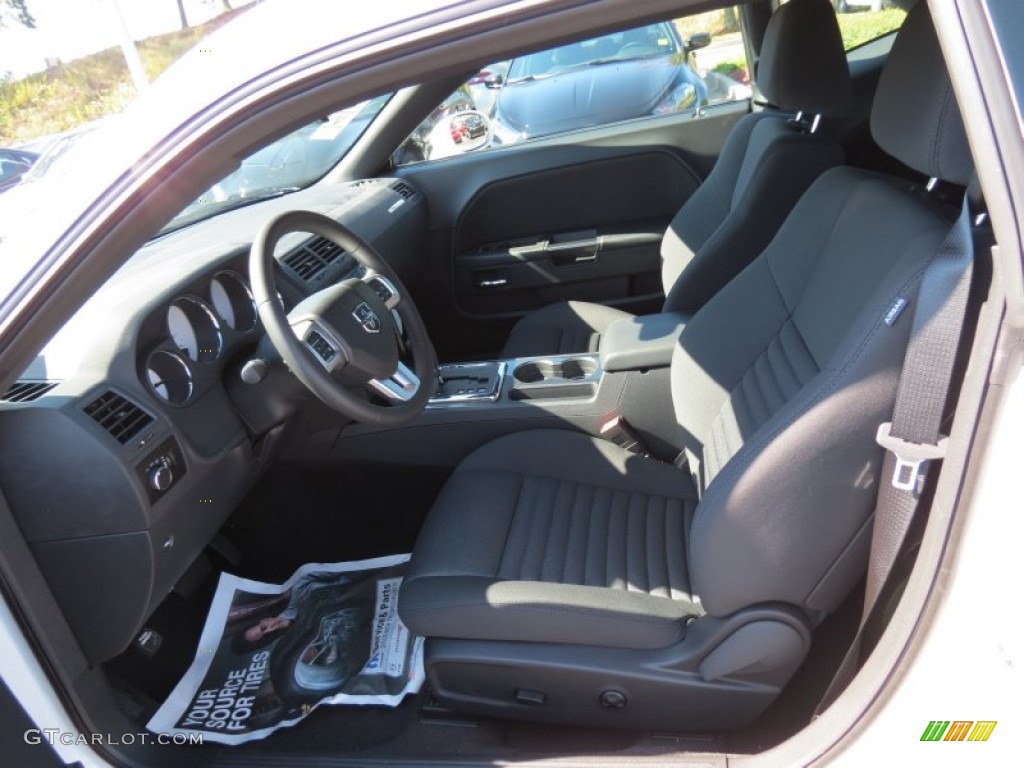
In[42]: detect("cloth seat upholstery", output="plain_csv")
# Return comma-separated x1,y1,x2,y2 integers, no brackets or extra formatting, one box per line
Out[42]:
401,430,701,649
501,0,852,359
400,3,971,728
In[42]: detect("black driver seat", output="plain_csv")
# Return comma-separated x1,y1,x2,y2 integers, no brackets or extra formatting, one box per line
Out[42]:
399,5,973,730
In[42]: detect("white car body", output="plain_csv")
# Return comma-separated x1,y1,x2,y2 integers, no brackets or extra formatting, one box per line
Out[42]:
0,0,1020,765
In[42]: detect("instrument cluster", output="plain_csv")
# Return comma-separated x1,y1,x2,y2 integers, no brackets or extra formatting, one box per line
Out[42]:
144,270,258,406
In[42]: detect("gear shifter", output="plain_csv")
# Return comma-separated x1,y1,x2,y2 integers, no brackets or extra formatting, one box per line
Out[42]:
430,362,504,403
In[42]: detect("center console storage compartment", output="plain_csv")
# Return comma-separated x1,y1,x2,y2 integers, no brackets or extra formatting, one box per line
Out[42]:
599,312,689,372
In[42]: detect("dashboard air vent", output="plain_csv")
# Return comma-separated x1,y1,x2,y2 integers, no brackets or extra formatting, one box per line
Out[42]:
307,236,343,266
282,237,344,282
2,381,58,403
392,181,414,200
282,247,320,280
83,391,153,445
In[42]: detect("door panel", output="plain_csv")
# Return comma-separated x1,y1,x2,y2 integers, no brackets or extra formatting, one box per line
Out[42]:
399,105,747,361
455,151,695,315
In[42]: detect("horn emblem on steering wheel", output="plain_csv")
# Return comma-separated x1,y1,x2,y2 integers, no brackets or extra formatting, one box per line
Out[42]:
352,302,381,334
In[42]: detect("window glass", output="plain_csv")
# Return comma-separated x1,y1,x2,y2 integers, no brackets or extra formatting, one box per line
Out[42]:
830,1,907,50
160,94,390,235
395,7,751,165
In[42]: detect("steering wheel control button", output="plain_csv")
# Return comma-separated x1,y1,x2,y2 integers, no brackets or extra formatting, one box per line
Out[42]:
366,275,397,307
599,690,628,709
305,330,337,363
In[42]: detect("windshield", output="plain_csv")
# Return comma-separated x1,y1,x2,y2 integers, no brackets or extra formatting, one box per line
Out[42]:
159,93,390,235
20,126,99,183
507,23,681,81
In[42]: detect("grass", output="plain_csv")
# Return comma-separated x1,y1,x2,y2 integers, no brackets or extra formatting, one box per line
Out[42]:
0,10,243,145
713,57,749,76
836,8,906,51
1,6,907,146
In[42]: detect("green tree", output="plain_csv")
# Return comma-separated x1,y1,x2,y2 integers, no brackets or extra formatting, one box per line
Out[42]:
0,0,35,28
721,7,740,34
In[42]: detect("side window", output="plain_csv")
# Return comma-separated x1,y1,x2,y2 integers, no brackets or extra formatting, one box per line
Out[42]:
830,1,906,50
394,7,751,165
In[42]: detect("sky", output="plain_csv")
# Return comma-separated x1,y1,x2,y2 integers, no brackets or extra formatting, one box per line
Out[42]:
0,0,256,79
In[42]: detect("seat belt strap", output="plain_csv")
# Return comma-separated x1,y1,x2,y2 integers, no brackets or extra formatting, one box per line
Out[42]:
815,195,975,715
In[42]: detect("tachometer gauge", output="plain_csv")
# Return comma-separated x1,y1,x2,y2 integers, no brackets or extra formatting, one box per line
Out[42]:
166,298,222,362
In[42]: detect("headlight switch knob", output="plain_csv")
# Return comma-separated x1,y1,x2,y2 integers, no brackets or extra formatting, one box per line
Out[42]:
149,462,173,492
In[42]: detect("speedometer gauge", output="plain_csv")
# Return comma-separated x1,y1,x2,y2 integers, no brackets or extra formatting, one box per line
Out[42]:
166,298,222,362
167,304,198,360
209,272,257,331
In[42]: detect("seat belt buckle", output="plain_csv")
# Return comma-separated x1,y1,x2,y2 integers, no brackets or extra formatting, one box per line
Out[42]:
599,415,650,457
875,422,948,491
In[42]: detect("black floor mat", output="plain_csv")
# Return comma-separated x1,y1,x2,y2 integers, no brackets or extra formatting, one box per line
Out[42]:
226,694,421,756
105,461,447,713
222,461,450,583
104,581,219,708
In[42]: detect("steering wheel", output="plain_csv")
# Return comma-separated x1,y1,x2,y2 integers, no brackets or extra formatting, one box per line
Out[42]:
249,210,436,426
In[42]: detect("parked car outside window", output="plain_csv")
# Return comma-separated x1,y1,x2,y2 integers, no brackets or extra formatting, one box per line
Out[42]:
487,21,709,146
396,10,751,165
0,147,37,193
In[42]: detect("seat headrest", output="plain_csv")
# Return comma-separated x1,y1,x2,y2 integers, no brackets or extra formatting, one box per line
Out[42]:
870,4,972,186
757,0,852,118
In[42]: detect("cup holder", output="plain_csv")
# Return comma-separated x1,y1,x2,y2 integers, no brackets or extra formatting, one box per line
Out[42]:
513,361,553,384
512,357,598,384
560,358,597,380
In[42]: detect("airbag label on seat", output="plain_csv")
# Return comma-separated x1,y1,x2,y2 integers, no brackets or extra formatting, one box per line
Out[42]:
884,296,909,326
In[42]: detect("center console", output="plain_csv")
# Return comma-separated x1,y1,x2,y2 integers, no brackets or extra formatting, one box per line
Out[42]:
431,361,505,404
429,353,603,407
508,356,600,400
332,312,689,467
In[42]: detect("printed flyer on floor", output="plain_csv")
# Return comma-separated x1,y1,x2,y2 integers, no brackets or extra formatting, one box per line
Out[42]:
147,555,424,745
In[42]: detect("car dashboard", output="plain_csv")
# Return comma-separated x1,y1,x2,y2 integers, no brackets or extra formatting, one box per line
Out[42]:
0,177,426,663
